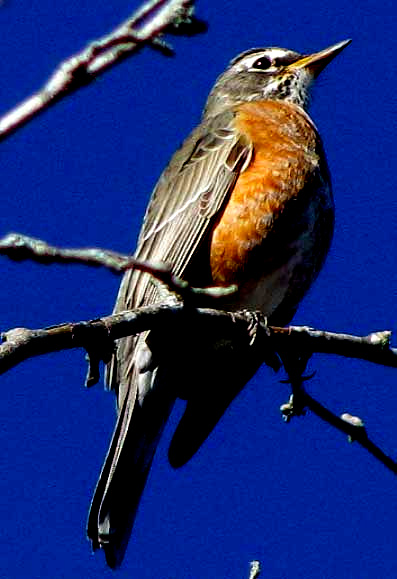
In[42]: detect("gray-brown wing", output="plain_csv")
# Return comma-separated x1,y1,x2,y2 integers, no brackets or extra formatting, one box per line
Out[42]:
107,109,253,390
90,111,252,563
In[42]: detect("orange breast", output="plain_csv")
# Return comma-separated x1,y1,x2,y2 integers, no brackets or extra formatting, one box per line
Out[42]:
208,100,333,320
209,100,321,286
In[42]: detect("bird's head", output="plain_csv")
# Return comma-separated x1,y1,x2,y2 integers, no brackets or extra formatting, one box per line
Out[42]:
204,39,351,117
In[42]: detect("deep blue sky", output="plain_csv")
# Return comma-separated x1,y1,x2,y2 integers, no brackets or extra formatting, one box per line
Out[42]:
0,1,396,577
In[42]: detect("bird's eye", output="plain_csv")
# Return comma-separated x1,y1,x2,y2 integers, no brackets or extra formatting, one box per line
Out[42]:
252,56,272,70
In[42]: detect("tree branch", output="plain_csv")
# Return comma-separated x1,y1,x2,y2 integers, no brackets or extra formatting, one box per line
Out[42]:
0,233,236,300
1,233,396,475
0,304,395,375
271,325,397,369
306,397,397,474
0,232,396,369
1,305,397,473
0,0,206,142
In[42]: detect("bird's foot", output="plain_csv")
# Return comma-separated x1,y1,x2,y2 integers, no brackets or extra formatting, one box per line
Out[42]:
237,309,268,346
237,309,281,371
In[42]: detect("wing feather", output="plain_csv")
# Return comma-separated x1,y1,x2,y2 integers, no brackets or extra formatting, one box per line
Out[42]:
106,109,252,391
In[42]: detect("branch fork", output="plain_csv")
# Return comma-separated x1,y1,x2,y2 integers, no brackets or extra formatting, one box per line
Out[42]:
0,233,396,476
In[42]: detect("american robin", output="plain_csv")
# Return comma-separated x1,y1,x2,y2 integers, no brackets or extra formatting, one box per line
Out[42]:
87,39,351,567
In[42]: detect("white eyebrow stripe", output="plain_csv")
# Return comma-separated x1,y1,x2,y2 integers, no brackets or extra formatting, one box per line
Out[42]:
241,49,290,69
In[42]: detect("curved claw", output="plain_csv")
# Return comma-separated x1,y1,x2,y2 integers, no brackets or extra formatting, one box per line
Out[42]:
237,309,281,371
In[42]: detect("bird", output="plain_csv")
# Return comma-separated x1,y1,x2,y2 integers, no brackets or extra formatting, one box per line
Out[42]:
87,39,351,568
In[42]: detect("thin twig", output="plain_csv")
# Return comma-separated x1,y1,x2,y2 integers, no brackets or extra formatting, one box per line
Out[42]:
0,233,236,300
0,0,206,142
279,328,397,475
279,340,397,476
304,394,397,474
248,561,261,579
271,326,397,369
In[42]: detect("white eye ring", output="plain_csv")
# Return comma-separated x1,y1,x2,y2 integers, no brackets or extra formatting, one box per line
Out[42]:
251,56,272,71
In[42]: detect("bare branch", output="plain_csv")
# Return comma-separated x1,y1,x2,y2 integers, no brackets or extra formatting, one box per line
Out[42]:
1,305,397,474
0,233,236,300
0,305,395,375
305,395,397,474
1,234,397,476
0,0,206,142
278,331,397,476
0,233,396,368
271,325,397,369
0,305,245,376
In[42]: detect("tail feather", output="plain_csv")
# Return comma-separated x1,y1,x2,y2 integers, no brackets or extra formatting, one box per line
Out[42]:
168,344,266,468
88,316,270,566
87,367,175,568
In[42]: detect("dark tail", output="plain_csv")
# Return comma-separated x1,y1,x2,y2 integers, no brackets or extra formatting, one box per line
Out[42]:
87,317,275,567
87,368,174,568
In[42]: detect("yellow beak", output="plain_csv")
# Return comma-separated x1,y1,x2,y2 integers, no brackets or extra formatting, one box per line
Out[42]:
287,39,352,77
